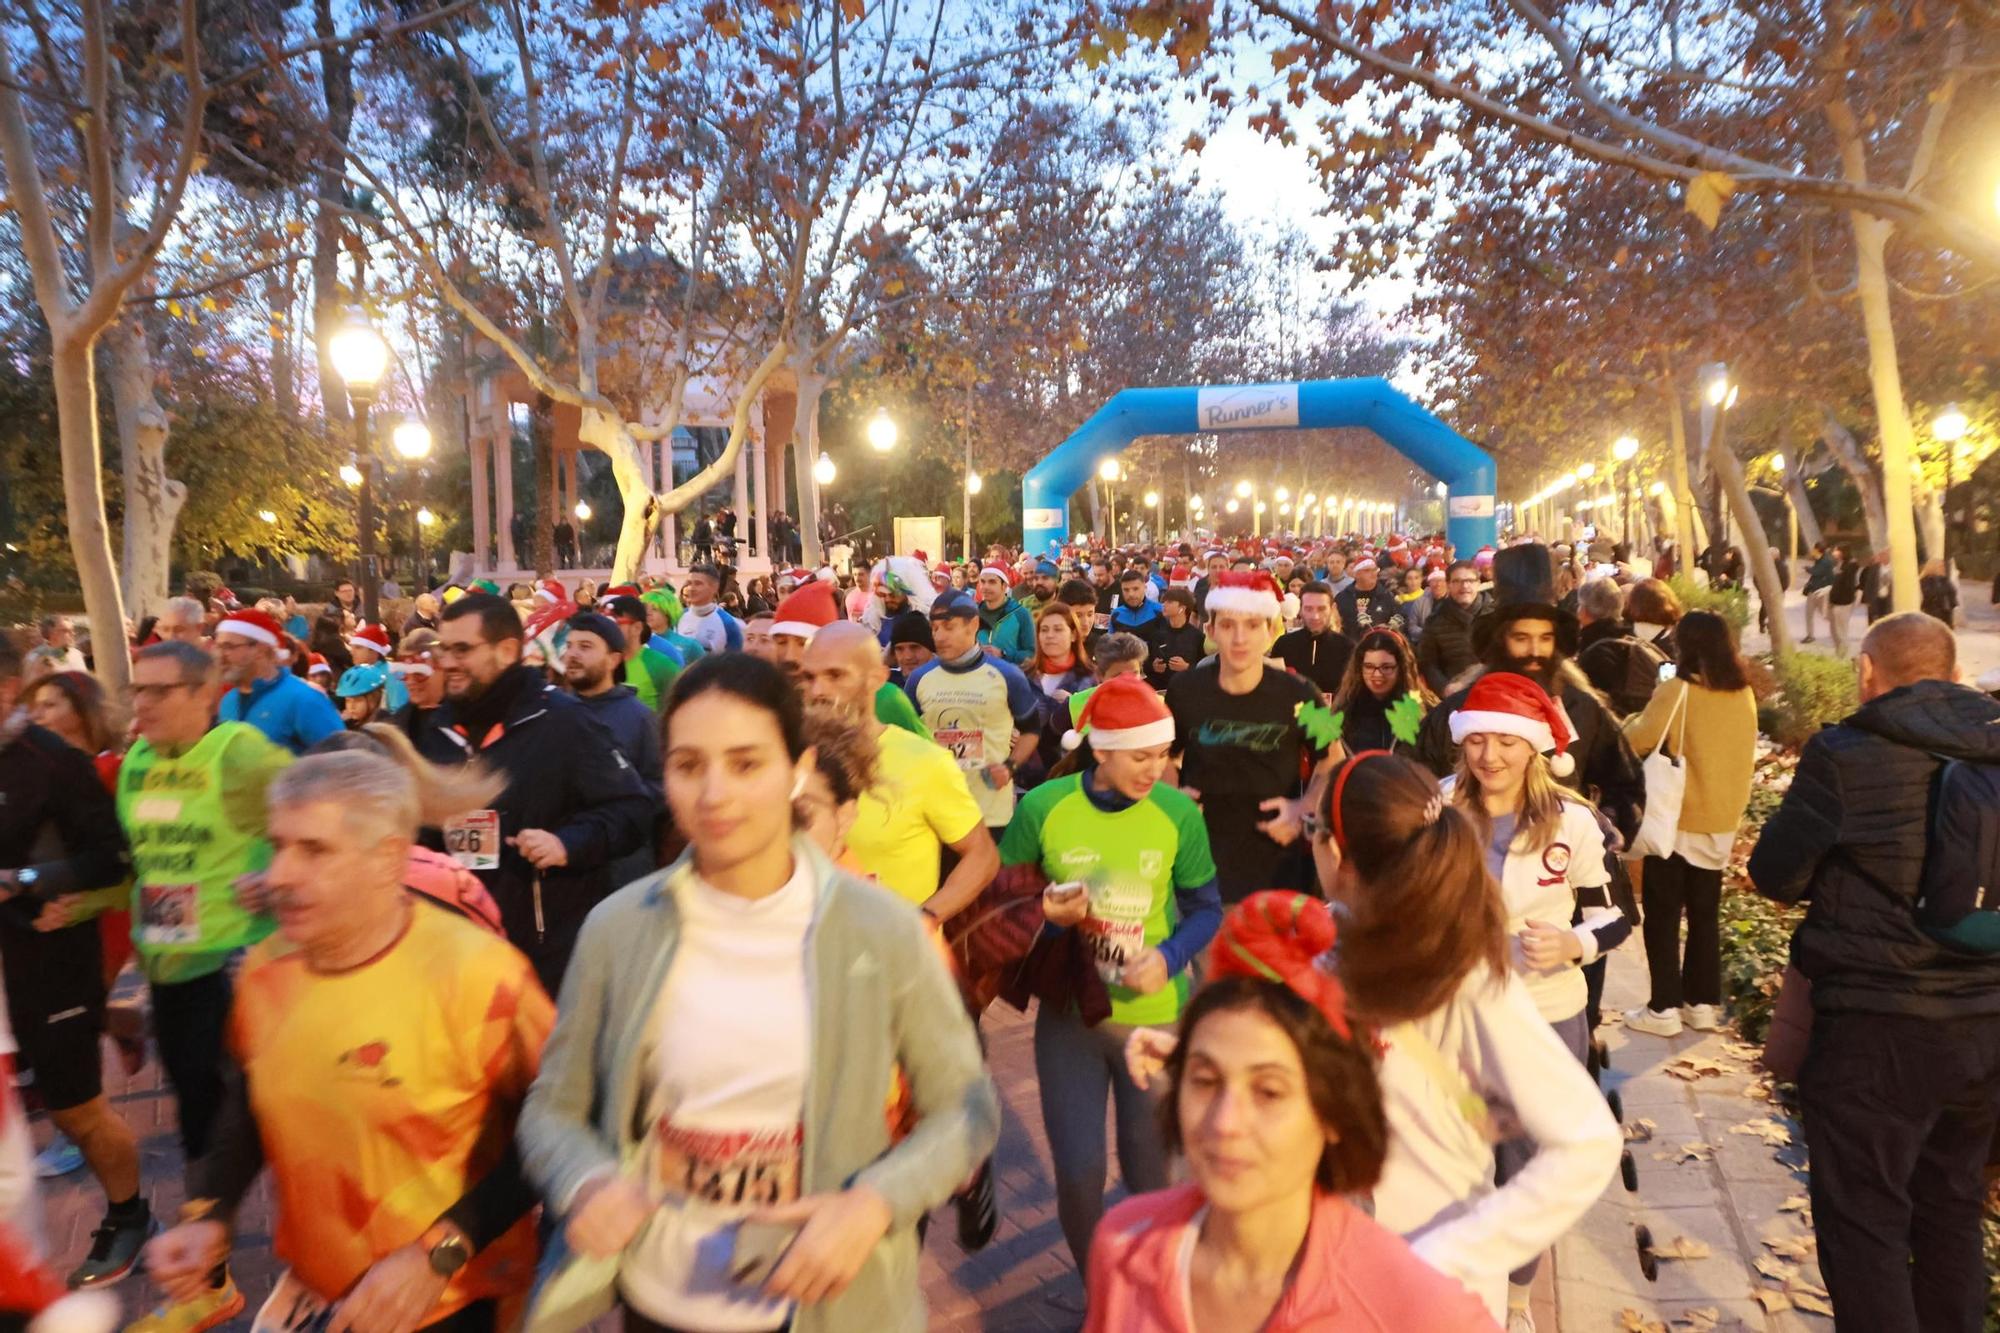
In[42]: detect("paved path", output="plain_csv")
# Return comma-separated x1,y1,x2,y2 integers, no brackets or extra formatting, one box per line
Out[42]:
36,936,1834,1331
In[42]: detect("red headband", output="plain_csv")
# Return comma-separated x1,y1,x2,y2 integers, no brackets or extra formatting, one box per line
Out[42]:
1330,750,1394,854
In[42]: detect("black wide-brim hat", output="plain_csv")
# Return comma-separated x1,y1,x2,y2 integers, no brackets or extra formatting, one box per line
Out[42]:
1471,542,1579,657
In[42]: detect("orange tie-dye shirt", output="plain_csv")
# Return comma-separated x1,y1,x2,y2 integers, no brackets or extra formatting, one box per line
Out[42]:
227,900,554,1318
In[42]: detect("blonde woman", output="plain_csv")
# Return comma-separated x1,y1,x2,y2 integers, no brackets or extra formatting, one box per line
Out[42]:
1446,672,1625,1328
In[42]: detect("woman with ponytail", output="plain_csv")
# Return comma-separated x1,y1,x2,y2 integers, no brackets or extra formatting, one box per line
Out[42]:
1127,750,1618,1323
1086,891,1497,1332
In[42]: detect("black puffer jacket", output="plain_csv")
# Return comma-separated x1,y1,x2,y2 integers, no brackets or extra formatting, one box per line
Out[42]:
1748,678,2000,1019
1416,597,1482,694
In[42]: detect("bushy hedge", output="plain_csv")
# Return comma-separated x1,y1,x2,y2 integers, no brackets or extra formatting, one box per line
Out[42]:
1759,651,1860,748
1666,573,1750,632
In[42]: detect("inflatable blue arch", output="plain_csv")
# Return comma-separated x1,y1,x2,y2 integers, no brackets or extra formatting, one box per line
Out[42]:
1021,378,1497,555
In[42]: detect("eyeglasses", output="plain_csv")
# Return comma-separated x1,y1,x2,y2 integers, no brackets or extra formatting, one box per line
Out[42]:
1361,662,1399,675
436,640,487,660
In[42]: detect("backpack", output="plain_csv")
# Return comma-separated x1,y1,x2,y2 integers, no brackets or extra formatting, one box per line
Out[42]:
1582,633,1669,717
1916,758,2000,953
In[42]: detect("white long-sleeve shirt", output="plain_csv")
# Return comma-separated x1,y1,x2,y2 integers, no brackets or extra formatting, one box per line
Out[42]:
1370,967,1621,1320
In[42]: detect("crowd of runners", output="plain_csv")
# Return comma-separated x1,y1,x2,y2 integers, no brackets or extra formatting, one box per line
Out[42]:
0,523,1986,1333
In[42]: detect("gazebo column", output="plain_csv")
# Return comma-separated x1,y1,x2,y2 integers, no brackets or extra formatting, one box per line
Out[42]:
750,421,770,563
733,431,751,553
470,429,492,569
496,422,517,571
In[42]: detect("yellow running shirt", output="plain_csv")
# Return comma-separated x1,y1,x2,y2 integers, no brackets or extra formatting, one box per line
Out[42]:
844,725,984,905
227,900,554,1316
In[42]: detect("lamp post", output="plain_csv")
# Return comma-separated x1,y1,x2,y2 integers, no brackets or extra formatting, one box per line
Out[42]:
416,506,435,587
1188,493,1204,530
392,417,433,585
326,307,390,622
1100,457,1123,545
965,471,982,562
813,452,836,487
1612,436,1639,545
1936,403,1969,573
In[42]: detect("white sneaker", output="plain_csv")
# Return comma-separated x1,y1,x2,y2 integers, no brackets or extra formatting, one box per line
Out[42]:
1623,1006,1683,1037
1680,1004,1724,1031
1506,1308,1536,1333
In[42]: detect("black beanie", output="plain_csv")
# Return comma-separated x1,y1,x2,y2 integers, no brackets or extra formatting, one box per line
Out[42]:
889,609,934,651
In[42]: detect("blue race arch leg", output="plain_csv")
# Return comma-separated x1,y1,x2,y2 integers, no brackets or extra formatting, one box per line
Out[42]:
1021,378,1497,554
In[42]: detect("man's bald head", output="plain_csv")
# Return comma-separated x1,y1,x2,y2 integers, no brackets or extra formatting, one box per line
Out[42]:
801,621,889,723
1859,611,1958,702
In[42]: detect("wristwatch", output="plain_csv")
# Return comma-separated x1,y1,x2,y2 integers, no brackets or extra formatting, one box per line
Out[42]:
422,1223,471,1277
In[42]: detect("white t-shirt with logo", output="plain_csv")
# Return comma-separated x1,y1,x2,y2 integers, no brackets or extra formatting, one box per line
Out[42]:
621,863,813,1331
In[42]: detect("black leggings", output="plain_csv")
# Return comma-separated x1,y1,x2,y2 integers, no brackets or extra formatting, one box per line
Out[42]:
624,1314,787,1333
1640,853,1723,1011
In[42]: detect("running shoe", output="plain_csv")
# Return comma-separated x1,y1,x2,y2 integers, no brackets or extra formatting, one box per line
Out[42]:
66,1206,154,1287
954,1157,998,1251
1680,1003,1724,1032
123,1277,245,1333
1622,1006,1683,1038
33,1132,82,1178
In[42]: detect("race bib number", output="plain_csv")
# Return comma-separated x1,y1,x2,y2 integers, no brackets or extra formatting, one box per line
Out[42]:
654,1118,803,1208
139,883,198,945
443,809,500,872
132,796,183,823
1081,880,1151,987
252,1270,334,1332
933,728,985,769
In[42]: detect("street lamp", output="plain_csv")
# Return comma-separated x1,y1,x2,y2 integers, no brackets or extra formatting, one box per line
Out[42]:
1936,403,1970,572
574,501,592,521
417,507,435,527
392,418,433,461
866,410,898,453
966,472,984,495
1612,436,1640,541
324,306,389,621
813,452,836,486
258,509,277,525
414,507,436,584
1274,485,1290,503
1225,498,1240,514
339,462,363,488
1099,457,1123,544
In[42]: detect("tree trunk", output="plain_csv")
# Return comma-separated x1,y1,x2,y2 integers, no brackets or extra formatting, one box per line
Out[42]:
578,406,664,584
1706,413,1793,656
1817,405,1890,553
1661,374,1700,563
51,341,131,696
1773,426,1824,551
1916,491,1945,568
791,365,826,565
312,0,354,438
106,318,184,621
267,263,298,419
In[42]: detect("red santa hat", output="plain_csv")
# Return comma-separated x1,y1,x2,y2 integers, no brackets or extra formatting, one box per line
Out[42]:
535,578,567,605
306,652,331,677
770,581,839,641
1449,672,1577,778
1202,570,1284,619
1170,564,1193,586
978,564,1013,585
213,607,283,649
1349,557,1379,574
1062,674,1175,753
347,622,391,659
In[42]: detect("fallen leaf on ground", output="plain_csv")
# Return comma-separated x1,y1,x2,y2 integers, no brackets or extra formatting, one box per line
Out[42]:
1752,1289,1793,1314
1727,1116,1794,1147
1625,1117,1657,1143
1754,1256,1797,1281
1618,1310,1667,1333
1763,1235,1815,1260
1778,1194,1810,1213
1790,1289,1835,1316
1653,1235,1713,1260
1672,1309,1721,1332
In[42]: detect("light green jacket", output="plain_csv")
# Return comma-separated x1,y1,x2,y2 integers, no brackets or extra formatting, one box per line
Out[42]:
517,837,999,1333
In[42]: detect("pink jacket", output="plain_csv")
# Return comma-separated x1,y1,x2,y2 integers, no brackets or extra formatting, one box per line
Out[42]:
1085,1185,1498,1333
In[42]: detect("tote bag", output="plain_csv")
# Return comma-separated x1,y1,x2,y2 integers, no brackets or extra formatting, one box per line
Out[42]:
1627,683,1689,861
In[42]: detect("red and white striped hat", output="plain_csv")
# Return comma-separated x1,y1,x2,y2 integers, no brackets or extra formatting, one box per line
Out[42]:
535,578,567,605
770,582,839,642
1063,674,1174,752
347,622,391,659
1449,672,1577,777
214,607,283,649
1202,570,1283,619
